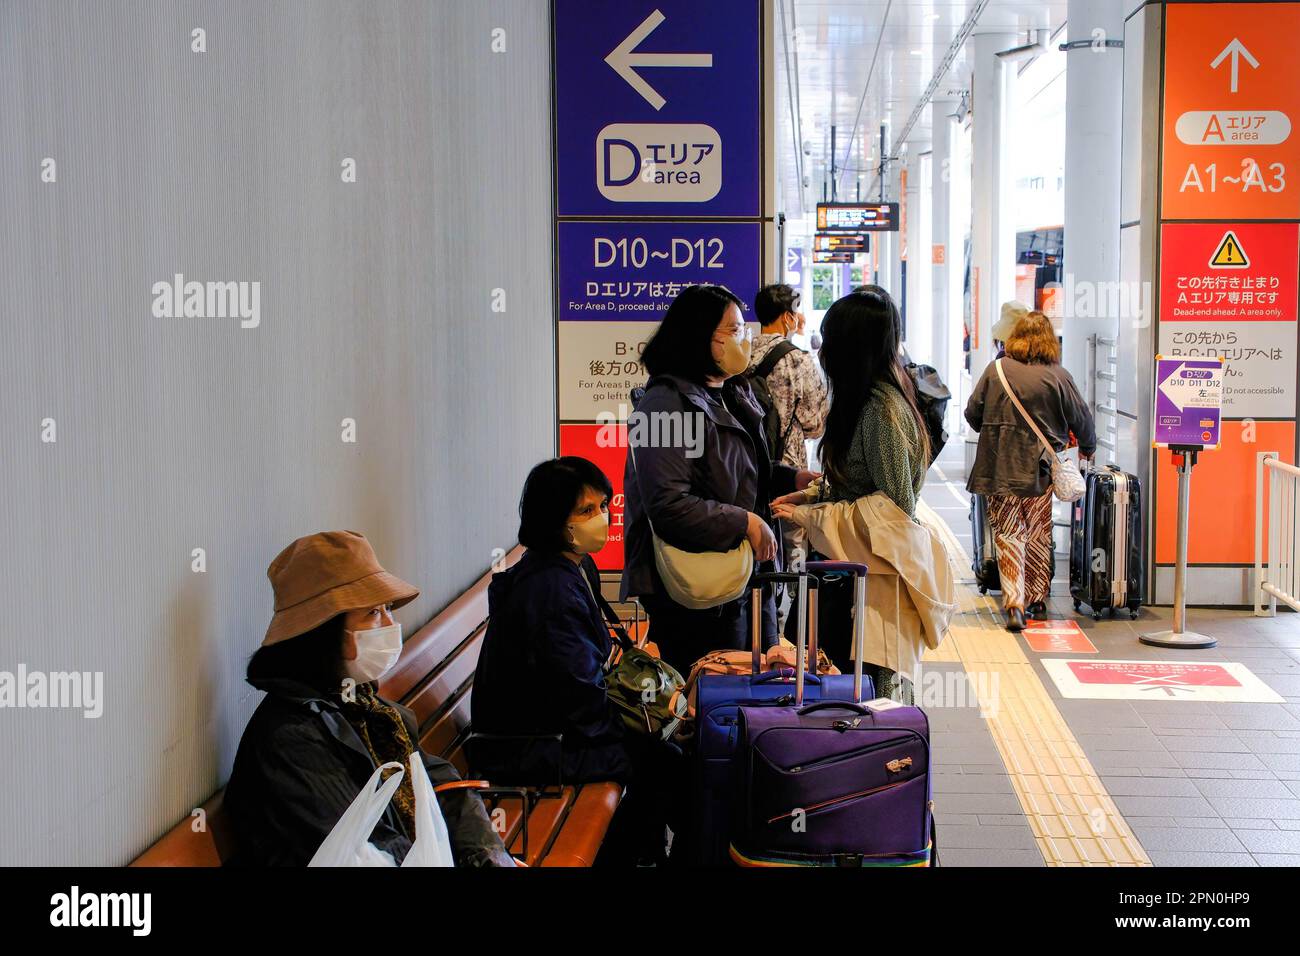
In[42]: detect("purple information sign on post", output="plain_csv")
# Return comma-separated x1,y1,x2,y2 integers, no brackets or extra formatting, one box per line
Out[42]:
558,221,761,322
553,0,762,218
1153,355,1225,448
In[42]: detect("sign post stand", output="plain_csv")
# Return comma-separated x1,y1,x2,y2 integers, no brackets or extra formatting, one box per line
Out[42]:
1143,355,1224,648
1141,446,1217,648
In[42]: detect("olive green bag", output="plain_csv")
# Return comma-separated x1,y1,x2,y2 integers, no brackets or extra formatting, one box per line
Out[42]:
595,593,688,741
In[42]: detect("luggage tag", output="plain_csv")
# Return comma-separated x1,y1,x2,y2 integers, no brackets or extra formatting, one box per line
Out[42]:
864,697,905,712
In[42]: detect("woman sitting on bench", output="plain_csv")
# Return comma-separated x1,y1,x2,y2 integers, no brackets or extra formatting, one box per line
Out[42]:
223,530,514,867
473,457,682,865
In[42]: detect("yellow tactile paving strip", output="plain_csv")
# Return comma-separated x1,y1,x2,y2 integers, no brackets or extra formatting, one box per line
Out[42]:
923,515,1151,866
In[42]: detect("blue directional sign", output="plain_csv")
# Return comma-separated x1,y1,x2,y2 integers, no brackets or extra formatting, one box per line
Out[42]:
553,0,762,218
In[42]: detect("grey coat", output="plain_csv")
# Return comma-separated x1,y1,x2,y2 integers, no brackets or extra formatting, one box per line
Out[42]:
965,357,1096,498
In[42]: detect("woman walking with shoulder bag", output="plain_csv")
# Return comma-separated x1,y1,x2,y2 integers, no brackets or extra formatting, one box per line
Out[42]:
965,311,1096,631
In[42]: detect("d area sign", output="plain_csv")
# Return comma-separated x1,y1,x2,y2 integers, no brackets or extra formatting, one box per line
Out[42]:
553,1,763,218
1153,355,1225,448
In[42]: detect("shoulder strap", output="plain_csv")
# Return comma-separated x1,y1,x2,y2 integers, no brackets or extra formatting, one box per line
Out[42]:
994,359,1055,457
590,581,634,650
754,339,799,379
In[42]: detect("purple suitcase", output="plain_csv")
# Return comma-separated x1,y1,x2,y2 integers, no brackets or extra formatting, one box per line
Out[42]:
729,561,936,867
689,571,874,865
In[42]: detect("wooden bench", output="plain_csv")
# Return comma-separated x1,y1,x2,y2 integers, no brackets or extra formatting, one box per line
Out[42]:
131,546,625,867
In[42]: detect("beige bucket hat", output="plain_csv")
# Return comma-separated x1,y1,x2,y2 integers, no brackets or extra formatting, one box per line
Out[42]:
262,531,419,646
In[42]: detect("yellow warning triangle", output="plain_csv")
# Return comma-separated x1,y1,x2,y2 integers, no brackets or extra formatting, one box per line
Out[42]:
1209,230,1249,268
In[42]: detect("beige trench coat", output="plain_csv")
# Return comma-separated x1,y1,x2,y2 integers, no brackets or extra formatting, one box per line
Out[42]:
788,492,957,684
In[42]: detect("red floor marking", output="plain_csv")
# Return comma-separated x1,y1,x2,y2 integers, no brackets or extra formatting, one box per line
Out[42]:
1023,619,1097,654
1067,661,1241,693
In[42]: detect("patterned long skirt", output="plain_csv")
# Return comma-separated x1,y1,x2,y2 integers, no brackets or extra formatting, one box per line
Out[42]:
985,491,1054,611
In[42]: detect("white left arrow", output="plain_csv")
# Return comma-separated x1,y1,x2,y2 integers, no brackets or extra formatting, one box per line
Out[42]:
1210,38,1259,94
1158,366,1187,412
605,9,713,111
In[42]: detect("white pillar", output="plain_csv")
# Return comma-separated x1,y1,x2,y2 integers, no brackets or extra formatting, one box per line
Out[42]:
903,147,928,359
1061,0,1124,391
969,32,1017,384
930,106,956,386
887,154,904,300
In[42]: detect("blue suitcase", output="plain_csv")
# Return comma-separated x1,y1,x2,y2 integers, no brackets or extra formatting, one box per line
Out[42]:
689,568,875,865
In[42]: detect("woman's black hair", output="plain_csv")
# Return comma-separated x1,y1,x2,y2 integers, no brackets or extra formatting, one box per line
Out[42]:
518,456,613,554
247,615,346,694
640,284,745,383
817,287,930,490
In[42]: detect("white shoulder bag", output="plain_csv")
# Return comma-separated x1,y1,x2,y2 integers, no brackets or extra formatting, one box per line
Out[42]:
994,359,1086,503
628,441,753,610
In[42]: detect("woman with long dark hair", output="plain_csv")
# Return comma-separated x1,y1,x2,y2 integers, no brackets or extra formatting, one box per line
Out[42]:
814,286,930,514
772,287,948,702
621,284,803,674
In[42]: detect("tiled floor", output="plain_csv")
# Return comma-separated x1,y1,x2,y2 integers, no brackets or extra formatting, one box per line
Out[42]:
921,443,1300,866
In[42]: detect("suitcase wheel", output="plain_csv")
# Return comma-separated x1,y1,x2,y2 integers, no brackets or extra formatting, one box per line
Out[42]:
979,586,987,595
1130,608,1139,619
1072,600,1081,612
1093,611,1102,621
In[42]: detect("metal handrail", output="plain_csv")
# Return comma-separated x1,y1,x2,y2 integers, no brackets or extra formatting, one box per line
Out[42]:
1256,452,1300,615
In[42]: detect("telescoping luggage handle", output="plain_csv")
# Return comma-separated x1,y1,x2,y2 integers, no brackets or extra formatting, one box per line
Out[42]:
804,561,869,703
750,571,818,705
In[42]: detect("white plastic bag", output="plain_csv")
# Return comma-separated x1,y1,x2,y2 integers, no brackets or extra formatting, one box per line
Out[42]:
308,761,405,867
400,752,455,867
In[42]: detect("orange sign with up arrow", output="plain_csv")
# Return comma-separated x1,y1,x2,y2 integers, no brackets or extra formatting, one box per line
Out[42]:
1162,2,1300,219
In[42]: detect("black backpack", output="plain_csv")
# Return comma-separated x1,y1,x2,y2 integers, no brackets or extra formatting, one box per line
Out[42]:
743,339,801,463
905,362,951,464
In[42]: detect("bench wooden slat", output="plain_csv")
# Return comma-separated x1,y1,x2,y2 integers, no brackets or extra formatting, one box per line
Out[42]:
401,631,484,728
380,548,522,702
540,783,624,867
512,788,575,866
417,687,473,759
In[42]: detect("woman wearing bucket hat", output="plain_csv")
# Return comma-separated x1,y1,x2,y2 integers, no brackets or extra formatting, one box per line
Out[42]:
223,530,514,866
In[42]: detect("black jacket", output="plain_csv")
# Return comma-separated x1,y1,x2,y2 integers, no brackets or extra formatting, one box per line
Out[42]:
223,676,513,867
471,551,631,785
965,357,1097,497
618,374,795,639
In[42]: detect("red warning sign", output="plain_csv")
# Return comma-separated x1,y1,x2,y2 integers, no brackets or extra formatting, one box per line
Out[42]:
1022,619,1098,654
557,423,627,572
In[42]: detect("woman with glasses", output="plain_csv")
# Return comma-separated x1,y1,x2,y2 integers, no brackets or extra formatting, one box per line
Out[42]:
619,284,804,674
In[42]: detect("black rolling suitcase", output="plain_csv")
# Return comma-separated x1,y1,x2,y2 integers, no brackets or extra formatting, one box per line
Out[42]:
1070,464,1143,619
970,494,1001,594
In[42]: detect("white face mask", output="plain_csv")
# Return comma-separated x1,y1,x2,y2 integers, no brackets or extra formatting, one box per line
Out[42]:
568,510,609,554
343,622,403,684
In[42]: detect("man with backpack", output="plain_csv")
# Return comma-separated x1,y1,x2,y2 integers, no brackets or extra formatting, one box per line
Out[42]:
745,284,828,471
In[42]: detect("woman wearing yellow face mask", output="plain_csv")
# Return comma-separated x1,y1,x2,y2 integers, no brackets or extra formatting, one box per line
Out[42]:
620,284,802,676
473,457,684,865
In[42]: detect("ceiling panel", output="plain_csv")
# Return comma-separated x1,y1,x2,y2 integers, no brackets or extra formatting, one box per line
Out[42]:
776,0,1068,218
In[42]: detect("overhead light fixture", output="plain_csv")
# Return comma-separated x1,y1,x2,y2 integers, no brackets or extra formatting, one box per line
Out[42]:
910,49,923,55
927,13,940,21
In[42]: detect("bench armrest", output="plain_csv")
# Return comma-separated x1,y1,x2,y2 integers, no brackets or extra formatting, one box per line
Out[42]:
464,732,566,790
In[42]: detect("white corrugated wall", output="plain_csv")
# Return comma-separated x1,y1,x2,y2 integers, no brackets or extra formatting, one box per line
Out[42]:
0,0,555,865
